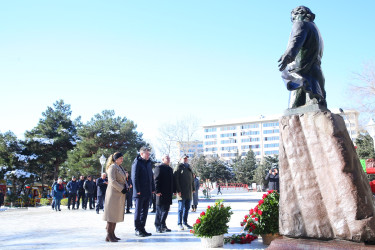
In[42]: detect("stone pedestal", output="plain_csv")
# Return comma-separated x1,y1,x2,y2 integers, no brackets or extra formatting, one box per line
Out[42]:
268,237,375,249
279,108,375,243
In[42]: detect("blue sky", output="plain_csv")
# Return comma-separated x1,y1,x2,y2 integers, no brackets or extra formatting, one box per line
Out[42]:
1,1,374,148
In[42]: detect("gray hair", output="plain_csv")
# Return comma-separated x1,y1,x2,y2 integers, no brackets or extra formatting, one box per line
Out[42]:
140,146,150,153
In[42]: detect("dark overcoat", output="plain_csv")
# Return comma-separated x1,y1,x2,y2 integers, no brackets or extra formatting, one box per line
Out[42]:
96,177,108,196
131,155,155,198
174,163,195,201
154,163,174,206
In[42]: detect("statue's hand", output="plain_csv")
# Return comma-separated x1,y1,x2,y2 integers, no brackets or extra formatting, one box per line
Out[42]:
278,54,292,72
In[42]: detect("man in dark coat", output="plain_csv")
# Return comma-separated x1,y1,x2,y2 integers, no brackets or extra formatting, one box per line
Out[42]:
0,189,4,208
96,173,108,214
131,147,155,237
174,155,195,231
278,6,326,108
66,176,79,210
77,176,86,209
83,175,95,210
126,174,133,213
154,155,174,233
265,167,279,192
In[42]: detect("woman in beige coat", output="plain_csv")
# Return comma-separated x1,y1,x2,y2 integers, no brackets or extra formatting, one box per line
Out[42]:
103,152,128,242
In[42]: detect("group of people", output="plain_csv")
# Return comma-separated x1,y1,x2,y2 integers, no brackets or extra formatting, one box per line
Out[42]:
51,174,111,213
102,147,200,242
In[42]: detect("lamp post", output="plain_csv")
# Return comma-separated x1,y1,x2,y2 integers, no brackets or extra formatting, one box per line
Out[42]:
367,118,375,153
99,154,106,174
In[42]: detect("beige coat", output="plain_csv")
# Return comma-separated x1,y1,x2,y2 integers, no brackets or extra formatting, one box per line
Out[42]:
103,164,127,223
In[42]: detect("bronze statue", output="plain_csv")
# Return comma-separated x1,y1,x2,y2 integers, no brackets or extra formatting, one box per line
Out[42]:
278,6,327,108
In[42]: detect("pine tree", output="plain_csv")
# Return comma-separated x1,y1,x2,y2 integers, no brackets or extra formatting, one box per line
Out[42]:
65,110,146,177
24,100,78,181
355,132,375,159
232,150,257,185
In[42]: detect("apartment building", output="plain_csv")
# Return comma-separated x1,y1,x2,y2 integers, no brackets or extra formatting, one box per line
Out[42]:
202,109,359,163
177,140,204,158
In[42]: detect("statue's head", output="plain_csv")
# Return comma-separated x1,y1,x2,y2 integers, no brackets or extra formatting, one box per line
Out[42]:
291,6,315,23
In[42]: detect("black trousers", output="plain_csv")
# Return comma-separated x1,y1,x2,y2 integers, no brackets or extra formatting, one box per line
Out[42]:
85,193,94,209
134,196,150,231
154,204,170,230
68,193,77,208
96,195,105,212
77,192,86,208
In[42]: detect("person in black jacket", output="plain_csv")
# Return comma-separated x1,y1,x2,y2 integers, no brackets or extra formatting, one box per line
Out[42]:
66,176,79,210
77,176,86,209
154,155,174,233
96,173,108,214
0,189,4,208
265,167,279,192
131,147,155,237
84,175,95,210
125,173,133,214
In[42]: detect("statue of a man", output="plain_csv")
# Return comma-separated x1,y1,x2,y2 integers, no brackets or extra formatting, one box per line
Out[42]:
278,6,326,108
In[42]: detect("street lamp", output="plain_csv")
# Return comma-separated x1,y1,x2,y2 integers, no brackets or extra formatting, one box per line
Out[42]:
99,154,106,174
367,118,375,153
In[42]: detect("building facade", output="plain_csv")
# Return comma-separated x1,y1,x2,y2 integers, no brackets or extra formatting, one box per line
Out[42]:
177,140,204,158
202,109,359,163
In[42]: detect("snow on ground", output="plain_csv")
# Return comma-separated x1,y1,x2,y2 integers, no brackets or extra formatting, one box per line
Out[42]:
0,191,267,250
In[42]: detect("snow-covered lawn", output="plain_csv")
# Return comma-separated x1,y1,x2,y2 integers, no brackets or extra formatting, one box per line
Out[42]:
0,191,267,250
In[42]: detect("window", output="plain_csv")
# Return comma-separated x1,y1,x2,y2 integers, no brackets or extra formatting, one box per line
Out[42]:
205,134,217,139
220,133,237,138
241,124,259,129
221,153,238,157
220,126,237,131
263,122,279,127
264,143,279,148
263,129,280,134
221,139,237,144
265,150,279,155
242,151,261,156
221,146,237,151
241,144,260,149
204,141,217,146
241,138,260,143
264,136,279,141
241,131,259,136
205,147,217,152
204,127,217,132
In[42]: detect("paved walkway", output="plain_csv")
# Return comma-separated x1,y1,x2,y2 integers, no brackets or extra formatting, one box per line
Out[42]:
0,191,267,250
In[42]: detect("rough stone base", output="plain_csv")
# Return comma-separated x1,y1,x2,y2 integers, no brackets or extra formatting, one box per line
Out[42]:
279,109,375,243
267,237,375,250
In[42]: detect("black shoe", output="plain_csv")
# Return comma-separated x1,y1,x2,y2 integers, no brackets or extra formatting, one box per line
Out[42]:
135,230,146,237
150,210,156,213
156,228,164,233
96,210,99,214
183,224,193,229
68,207,70,210
126,210,132,214
142,230,152,236
72,208,76,210
163,226,171,232
58,209,61,211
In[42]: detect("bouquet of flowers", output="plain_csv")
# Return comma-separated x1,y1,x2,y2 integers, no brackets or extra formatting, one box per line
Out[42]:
242,190,279,235
190,200,233,238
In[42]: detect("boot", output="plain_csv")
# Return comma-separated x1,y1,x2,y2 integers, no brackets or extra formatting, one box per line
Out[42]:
105,222,118,242
113,223,121,240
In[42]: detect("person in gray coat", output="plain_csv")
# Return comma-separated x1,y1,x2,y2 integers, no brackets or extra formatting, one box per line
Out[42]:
191,174,200,212
174,155,195,231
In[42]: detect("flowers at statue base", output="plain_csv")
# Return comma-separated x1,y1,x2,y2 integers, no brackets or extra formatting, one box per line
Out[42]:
190,200,233,238
241,190,279,235
224,233,258,244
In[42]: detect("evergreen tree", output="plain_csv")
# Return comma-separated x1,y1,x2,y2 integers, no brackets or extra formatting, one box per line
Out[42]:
205,157,232,183
355,132,375,159
254,155,279,189
65,110,146,177
190,155,207,179
24,100,78,181
232,150,257,185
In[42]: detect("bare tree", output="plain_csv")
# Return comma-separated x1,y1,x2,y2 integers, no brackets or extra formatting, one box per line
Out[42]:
156,116,201,163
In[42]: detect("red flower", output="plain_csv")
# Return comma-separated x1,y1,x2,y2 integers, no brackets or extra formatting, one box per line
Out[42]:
244,215,248,219
262,194,267,199
251,214,255,218
221,204,224,208
196,219,201,224
190,230,194,233
258,210,263,215
258,200,264,205
254,217,258,221
240,223,244,226
231,240,235,244
254,206,258,212
249,209,254,214
200,212,205,216
207,206,211,209
268,190,274,194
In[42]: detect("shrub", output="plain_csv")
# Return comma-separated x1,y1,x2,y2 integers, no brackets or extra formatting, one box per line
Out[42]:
60,198,68,206
39,198,51,206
